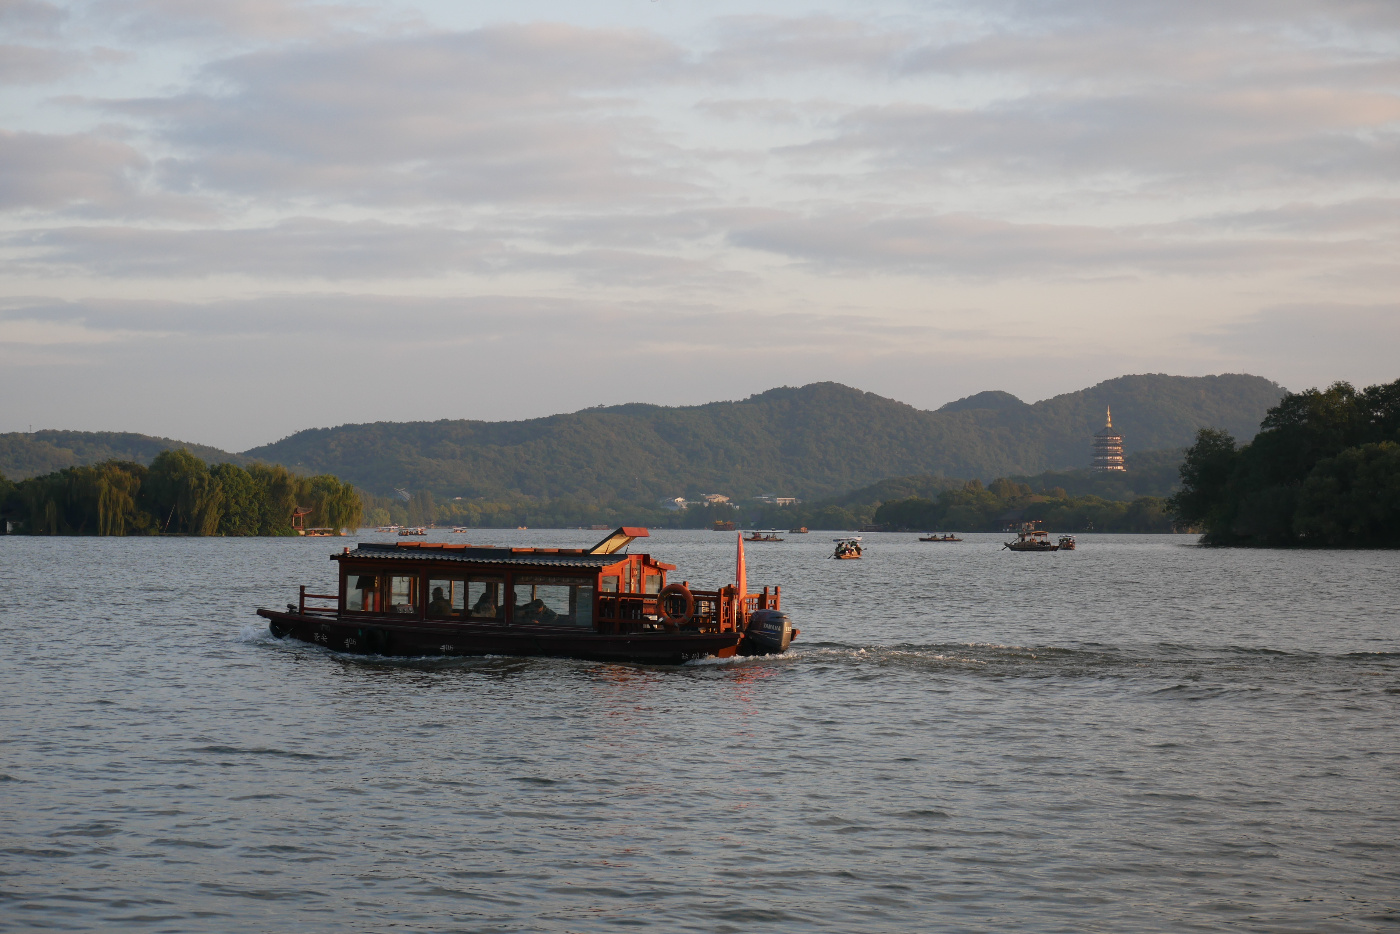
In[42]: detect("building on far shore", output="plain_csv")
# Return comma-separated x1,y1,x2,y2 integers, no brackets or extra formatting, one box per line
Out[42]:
1091,407,1126,471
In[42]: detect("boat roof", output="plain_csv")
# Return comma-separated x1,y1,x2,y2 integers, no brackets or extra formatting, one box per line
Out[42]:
336,541,674,571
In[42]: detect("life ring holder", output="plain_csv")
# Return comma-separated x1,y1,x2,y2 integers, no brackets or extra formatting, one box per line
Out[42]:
654,583,694,630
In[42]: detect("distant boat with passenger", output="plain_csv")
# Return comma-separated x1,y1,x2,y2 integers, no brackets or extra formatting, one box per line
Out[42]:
746,530,784,542
1004,523,1058,552
919,532,962,542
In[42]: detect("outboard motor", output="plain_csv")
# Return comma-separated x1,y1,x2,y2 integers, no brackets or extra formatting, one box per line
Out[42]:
744,609,794,655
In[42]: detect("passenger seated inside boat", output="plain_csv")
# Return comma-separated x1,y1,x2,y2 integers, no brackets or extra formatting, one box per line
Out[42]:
513,576,594,628
467,579,503,620
428,586,453,617
516,598,559,625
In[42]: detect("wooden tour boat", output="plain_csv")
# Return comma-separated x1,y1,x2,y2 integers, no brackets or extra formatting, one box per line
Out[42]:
1004,523,1059,552
745,529,784,542
918,532,963,542
398,527,427,537
833,537,863,559
257,528,797,664
788,527,809,534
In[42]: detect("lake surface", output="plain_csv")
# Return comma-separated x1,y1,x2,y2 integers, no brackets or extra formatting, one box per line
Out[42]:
2,530,1397,932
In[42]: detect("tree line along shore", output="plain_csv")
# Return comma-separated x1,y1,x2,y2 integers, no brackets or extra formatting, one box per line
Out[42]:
2,379,1395,545
0,449,361,536
1170,378,1400,547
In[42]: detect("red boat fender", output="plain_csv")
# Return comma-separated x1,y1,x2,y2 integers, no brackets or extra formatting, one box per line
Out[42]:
655,583,694,630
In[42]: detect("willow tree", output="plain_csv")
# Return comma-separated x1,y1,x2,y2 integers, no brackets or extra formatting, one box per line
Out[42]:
144,449,224,535
68,462,147,535
305,474,363,532
247,462,300,535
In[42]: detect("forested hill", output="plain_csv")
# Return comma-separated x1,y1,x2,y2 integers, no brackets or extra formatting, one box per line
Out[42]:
0,431,242,480
243,373,1283,501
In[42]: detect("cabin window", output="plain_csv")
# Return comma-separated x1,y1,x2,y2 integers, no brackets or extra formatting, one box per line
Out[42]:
600,576,618,593
346,571,387,612
389,575,418,614
512,576,594,628
465,578,505,620
644,572,661,594
426,579,465,619
424,578,503,620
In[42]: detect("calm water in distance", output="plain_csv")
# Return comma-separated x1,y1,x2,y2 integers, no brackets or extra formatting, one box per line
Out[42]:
2,530,1397,932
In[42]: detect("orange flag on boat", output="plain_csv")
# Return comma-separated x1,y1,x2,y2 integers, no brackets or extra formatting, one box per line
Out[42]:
736,532,747,599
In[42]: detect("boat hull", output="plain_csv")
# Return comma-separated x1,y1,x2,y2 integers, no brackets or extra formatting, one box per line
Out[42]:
257,609,747,664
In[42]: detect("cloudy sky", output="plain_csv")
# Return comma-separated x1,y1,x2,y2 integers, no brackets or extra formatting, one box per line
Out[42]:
2,0,1398,450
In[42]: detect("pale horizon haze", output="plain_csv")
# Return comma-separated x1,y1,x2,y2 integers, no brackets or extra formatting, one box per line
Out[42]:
2,0,1398,451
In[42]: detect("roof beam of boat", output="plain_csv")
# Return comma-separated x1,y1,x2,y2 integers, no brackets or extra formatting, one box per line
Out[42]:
588,526,650,555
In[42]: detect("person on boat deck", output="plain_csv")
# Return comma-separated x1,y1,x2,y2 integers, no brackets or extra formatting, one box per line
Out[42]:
428,587,453,617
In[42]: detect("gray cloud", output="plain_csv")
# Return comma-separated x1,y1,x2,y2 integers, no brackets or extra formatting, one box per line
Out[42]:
109,24,693,208
727,208,1386,278
0,0,65,38
0,43,79,83
9,219,502,278
86,0,376,40
0,129,146,209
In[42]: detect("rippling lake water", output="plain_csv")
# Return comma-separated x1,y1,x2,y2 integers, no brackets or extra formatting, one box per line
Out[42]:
2,530,1397,932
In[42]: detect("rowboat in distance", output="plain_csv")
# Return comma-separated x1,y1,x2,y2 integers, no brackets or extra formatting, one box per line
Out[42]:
398,527,428,537
257,528,798,663
1058,535,1077,550
788,527,809,534
833,537,863,559
746,530,784,542
919,532,963,542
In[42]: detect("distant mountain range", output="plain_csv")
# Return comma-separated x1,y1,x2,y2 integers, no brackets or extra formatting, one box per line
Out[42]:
1,374,1284,500
0,430,242,481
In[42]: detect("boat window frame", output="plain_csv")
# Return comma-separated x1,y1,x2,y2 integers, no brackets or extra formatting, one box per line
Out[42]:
426,574,506,622
342,567,398,615
508,572,597,629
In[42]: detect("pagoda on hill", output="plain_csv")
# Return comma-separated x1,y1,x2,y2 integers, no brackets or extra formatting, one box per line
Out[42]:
1091,407,1126,471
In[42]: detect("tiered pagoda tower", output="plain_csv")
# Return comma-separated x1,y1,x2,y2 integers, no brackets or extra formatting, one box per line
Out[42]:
1091,407,1126,471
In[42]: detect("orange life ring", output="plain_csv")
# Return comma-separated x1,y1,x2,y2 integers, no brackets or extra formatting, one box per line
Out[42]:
655,583,694,629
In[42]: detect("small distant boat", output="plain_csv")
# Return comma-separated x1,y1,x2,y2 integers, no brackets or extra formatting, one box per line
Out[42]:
303,528,342,537
451,527,472,534
833,537,863,559
788,527,809,534
745,530,784,542
918,532,962,542
398,527,427,537
1004,524,1058,552
1058,535,1077,551
713,520,736,532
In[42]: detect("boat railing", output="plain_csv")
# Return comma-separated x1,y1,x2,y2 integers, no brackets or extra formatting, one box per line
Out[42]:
299,585,339,616
596,585,778,634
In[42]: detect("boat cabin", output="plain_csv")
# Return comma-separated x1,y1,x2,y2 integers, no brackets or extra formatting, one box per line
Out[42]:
313,527,772,635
